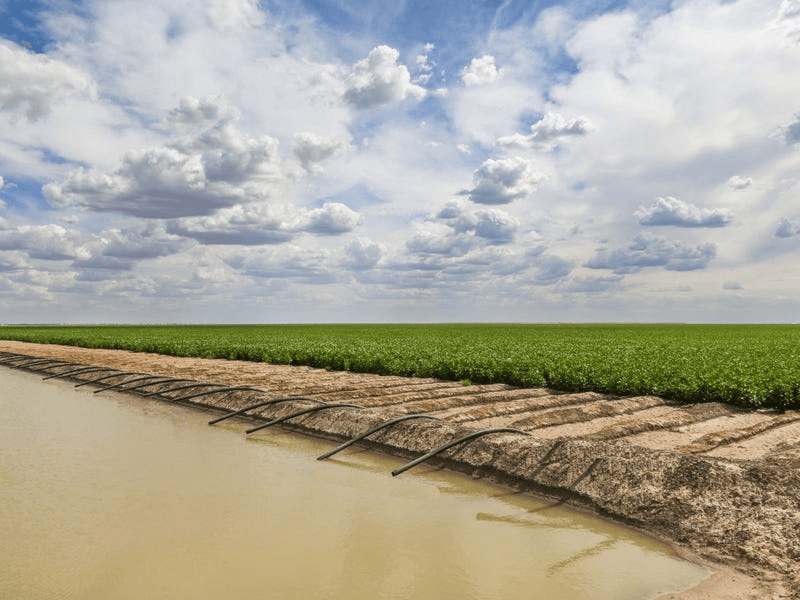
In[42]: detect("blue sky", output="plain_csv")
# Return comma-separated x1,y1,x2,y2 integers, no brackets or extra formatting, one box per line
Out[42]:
1,0,800,323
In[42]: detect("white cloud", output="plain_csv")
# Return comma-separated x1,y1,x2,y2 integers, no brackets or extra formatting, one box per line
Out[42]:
225,245,337,284
0,223,86,260
406,222,475,257
205,0,264,31
531,254,573,285
769,0,800,44
551,0,800,175
560,275,623,293
496,112,593,149
167,95,235,125
342,239,383,270
3,0,800,322
167,201,359,244
459,157,541,204
723,281,743,290
167,202,296,245
96,222,190,260
783,114,800,145
728,175,752,190
0,251,30,273
462,55,501,87
293,132,344,173
437,201,519,243
0,39,96,122
304,202,361,235
775,217,800,238
633,196,733,228
343,46,426,109
43,96,285,219
0,175,4,190
585,233,716,273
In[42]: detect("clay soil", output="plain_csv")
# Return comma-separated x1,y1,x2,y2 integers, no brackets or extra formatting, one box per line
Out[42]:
1,340,798,599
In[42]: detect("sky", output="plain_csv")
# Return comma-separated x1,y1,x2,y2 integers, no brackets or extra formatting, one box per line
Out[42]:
1,0,800,324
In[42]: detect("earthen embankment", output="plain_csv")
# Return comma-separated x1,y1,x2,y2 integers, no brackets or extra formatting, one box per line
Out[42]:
1,340,797,599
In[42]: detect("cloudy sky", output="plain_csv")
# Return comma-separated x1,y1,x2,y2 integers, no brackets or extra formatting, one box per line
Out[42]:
1,0,800,323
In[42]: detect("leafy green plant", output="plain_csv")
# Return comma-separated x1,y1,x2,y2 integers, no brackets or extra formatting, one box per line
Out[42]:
2,323,799,409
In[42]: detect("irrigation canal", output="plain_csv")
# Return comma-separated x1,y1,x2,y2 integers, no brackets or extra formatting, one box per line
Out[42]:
0,360,713,599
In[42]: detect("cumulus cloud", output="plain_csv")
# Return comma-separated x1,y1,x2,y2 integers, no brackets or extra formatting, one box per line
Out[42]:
531,255,573,285
775,217,800,238
772,0,800,43
167,203,295,245
293,132,343,173
585,234,716,274
225,246,337,284
728,175,752,190
784,114,800,145
437,201,519,243
0,175,4,190
168,201,359,245
633,196,733,228
560,275,623,293
0,39,96,121
342,239,383,271
43,96,284,219
406,225,475,257
496,112,593,149
0,224,86,260
0,252,29,272
459,157,541,205
71,255,134,274
304,202,361,235
412,43,435,85
97,222,189,260
166,95,234,125
343,46,426,109
206,0,264,31
0,220,188,282
461,55,501,87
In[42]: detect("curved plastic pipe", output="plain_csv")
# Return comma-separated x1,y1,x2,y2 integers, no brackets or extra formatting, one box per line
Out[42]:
141,382,227,399
170,386,265,403
93,374,167,393
317,414,442,461
391,427,532,477
42,366,116,381
208,397,324,425
74,371,145,388
246,403,362,435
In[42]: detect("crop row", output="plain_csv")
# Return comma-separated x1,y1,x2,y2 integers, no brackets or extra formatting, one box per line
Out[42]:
2,324,800,410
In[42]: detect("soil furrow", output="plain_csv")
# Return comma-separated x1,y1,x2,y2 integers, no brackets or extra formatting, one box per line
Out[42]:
380,389,574,414
340,383,514,406
680,412,800,454
511,395,672,430
444,391,611,423
585,403,735,442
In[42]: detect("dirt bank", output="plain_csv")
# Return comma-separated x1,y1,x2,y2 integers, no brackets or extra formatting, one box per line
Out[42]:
1,340,797,599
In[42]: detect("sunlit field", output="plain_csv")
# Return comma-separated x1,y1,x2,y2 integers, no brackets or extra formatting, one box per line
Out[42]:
2,324,799,410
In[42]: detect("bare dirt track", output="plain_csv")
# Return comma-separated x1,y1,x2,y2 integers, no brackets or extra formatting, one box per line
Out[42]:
1,340,798,599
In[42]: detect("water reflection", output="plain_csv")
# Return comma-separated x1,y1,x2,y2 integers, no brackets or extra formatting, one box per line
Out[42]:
1,367,708,600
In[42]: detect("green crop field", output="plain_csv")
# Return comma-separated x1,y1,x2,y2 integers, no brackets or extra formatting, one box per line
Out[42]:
2,323,799,410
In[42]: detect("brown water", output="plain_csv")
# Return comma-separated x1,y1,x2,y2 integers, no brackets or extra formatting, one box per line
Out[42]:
0,368,709,599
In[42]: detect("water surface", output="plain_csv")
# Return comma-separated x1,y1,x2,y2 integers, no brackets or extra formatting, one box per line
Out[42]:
0,368,708,599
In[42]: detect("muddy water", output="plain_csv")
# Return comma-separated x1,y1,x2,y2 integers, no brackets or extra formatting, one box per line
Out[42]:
0,368,709,599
